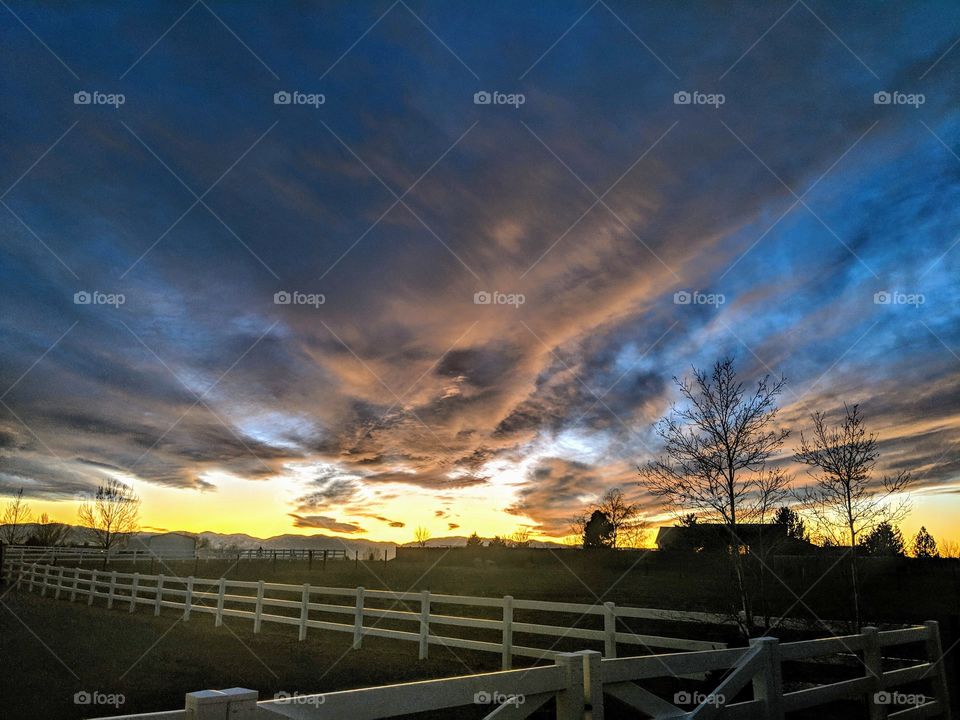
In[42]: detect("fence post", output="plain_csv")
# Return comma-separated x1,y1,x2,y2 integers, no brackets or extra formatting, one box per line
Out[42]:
502,595,514,670
353,587,365,649
40,564,51,597
862,627,887,720
298,583,310,641
185,689,258,720
215,577,226,627
184,576,194,621
54,566,64,600
155,574,165,616
88,570,98,605
16,560,24,590
603,602,617,658
555,652,586,720
129,573,140,612
749,636,784,720
28,562,38,592
419,590,430,660
578,650,604,720
69,567,79,601
254,580,264,633
107,570,117,608
924,620,951,715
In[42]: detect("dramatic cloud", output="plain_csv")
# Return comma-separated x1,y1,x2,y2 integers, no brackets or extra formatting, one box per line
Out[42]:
1,3,959,538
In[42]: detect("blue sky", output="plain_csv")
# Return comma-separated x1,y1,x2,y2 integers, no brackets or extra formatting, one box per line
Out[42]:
2,1,960,541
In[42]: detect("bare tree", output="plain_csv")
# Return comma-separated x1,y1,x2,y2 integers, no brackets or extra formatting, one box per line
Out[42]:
31,513,70,546
0,489,33,545
595,488,648,548
638,357,789,635
794,403,912,629
413,526,431,548
77,479,141,563
509,527,532,548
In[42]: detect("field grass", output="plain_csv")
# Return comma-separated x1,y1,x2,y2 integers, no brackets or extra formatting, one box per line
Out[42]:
3,554,958,719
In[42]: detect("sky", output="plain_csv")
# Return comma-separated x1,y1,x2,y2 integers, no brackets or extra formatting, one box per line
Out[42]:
2,1,960,546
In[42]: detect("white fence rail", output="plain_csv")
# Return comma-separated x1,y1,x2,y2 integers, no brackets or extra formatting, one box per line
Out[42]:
235,548,348,561
4,544,195,563
93,624,951,720
3,559,725,669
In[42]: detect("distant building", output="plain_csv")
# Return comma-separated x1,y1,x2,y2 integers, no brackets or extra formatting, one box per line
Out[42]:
129,532,197,558
655,524,815,554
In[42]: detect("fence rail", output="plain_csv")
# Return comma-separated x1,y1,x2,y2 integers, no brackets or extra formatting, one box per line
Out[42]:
91,623,951,719
4,544,195,563
235,549,348,561
2,559,724,670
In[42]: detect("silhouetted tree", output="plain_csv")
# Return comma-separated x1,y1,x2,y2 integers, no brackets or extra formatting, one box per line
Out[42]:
509,528,532,548
0,488,32,545
678,513,698,527
583,510,615,549
413,526,431,548
30,513,70,546
465,532,482,547
78,479,141,565
773,506,809,542
912,527,938,558
639,357,789,635
794,403,912,629
859,521,905,557
487,536,507,548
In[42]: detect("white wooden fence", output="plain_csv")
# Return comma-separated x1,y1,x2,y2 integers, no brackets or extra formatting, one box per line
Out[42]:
3,560,724,669
91,623,951,719
4,544,195,563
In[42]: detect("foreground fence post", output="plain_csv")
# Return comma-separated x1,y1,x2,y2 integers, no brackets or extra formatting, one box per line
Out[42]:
54,566,64,600
185,688,258,720
184,577,194,621
862,627,887,720
154,574,165,616
555,652,586,720
28,563,38,593
298,583,310,641
603,602,617,658
40,564,51,597
578,650,604,720
215,577,226,627
924,620,951,714
502,595,514,670
749,636,784,720
419,590,430,659
69,567,79,601
88,570,98,606
254,580,264,633
107,570,117,609
129,573,140,612
353,587,365,649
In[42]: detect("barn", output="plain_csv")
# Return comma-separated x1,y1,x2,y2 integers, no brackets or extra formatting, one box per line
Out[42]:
129,532,197,558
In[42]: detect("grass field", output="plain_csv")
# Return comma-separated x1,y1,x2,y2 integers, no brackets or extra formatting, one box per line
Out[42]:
3,554,958,719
